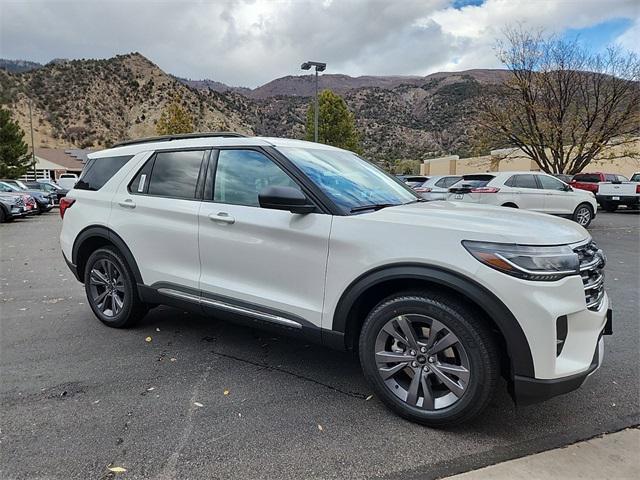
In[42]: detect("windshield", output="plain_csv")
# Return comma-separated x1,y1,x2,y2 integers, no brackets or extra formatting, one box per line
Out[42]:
0,182,20,192
278,147,418,212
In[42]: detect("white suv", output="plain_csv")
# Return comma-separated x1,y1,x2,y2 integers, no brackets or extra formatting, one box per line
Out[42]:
60,133,612,426
448,172,598,227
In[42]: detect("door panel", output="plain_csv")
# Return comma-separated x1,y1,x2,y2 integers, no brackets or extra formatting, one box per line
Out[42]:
538,174,576,214
109,150,205,289
508,174,545,211
199,204,331,327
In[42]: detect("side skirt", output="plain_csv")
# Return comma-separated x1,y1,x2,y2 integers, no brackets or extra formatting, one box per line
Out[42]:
138,283,338,347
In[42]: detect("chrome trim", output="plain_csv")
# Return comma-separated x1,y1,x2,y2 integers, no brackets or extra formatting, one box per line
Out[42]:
157,288,302,329
494,253,577,277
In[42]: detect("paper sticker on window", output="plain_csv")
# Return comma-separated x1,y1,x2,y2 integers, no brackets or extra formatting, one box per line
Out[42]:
138,174,147,193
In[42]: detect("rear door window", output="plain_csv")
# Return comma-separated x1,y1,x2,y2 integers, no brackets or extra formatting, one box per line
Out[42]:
75,156,133,191
146,150,206,199
508,174,539,189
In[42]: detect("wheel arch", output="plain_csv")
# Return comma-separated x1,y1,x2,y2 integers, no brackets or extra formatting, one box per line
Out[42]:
332,263,535,378
501,202,519,208
72,226,143,285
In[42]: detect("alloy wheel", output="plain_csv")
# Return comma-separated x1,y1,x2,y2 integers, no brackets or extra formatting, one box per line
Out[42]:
576,206,592,226
88,259,125,317
374,314,470,410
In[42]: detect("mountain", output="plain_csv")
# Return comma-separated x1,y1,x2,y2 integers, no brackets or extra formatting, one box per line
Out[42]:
1,53,253,149
0,59,43,74
0,53,507,160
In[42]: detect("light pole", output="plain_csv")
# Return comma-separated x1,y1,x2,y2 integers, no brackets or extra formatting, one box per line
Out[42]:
301,61,326,143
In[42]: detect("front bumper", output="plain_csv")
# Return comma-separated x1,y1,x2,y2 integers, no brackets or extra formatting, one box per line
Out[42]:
512,309,611,405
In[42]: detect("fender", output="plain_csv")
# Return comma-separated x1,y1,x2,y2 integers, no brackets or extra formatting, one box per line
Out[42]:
72,225,144,284
332,263,535,378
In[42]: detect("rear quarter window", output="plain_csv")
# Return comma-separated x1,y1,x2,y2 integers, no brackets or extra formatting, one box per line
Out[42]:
75,156,133,191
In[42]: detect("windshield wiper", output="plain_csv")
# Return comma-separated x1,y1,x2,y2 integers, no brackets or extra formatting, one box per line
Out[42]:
350,203,398,213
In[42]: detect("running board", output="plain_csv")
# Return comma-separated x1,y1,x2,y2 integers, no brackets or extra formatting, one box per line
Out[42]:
156,288,302,329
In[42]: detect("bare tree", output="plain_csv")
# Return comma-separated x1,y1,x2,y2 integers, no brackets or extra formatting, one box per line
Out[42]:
479,27,640,174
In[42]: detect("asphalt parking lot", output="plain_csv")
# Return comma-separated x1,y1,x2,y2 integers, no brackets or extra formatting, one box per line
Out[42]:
1,210,639,480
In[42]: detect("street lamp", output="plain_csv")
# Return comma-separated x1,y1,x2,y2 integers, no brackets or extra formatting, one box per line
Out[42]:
301,61,326,143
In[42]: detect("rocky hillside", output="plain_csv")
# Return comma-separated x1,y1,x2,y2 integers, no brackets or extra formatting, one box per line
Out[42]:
0,53,254,149
0,53,507,160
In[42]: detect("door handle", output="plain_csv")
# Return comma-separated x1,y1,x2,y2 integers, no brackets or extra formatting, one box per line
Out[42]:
118,199,136,209
209,212,235,224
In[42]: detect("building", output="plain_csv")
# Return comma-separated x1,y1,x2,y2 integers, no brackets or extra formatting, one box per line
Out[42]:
19,148,93,181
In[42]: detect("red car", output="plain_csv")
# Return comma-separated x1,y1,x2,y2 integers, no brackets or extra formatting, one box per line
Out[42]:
570,172,629,193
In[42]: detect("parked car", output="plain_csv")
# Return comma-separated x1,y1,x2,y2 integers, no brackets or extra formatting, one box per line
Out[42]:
570,172,628,193
0,194,27,222
447,172,597,226
414,175,463,200
553,173,574,183
24,180,68,204
0,181,55,213
61,133,611,426
596,180,640,211
57,173,79,190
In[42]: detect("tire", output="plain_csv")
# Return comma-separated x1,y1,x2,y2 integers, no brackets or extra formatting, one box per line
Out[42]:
359,292,499,427
0,208,6,223
572,203,594,227
501,203,518,208
35,203,43,215
83,246,148,328
602,202,618,213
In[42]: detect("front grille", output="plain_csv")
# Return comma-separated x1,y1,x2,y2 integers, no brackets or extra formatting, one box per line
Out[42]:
574,241,606,311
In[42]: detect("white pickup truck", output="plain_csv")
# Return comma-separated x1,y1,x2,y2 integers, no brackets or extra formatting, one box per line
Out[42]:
597,173,640,211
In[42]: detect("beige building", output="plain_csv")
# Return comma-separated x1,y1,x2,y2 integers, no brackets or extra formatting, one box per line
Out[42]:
421,139,640,178
20,148,93,182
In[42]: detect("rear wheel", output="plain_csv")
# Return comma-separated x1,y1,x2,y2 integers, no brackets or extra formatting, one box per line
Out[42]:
359,292,499,426
573,203,594,226
84,247,148,328
0,208,6,223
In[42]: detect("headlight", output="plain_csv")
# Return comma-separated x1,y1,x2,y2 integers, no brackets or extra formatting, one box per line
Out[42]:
462,241,579,281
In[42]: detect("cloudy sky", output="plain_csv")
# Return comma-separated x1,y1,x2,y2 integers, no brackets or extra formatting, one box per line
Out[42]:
1,0,638,87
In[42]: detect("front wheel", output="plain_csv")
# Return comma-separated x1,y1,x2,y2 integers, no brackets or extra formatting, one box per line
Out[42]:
359,293,499,427
84,247,148,328
572,203,594,227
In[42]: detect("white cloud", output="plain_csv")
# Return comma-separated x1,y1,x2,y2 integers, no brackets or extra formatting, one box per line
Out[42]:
0,0,637,87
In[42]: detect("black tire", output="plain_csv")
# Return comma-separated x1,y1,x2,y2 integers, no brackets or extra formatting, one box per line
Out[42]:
501,203,518,208
602,202,618,213
83,246,148,328
359,292,499,427
0,207,6,223
35,203,43,215
572,203,594,227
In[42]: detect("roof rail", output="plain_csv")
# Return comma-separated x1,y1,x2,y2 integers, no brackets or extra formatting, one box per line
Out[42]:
112,132,248,148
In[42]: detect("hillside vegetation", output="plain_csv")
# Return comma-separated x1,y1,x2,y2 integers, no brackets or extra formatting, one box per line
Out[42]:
0,53,507,161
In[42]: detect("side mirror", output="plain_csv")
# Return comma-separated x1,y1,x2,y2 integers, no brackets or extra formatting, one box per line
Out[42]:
258,186,315,214
564,184,573,192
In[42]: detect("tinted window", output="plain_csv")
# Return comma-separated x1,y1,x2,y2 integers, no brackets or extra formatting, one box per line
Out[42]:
459,175,494,188
631,174,640,182
573,174,600,183
75,156,133,191
435,177,462,188
604,174,616,182
147,150,205,199
129,157,155,194
538,175,566,190
509,174,538,189
213,149,299,207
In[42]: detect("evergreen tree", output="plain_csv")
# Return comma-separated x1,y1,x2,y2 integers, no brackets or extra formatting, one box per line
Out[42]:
305,90,361,152
0,107,31,179
156,95,195,135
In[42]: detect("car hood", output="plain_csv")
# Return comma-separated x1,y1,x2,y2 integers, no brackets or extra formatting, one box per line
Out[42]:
367,201,589,245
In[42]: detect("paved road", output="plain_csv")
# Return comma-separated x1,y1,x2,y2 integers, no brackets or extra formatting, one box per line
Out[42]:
1,211,638,480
